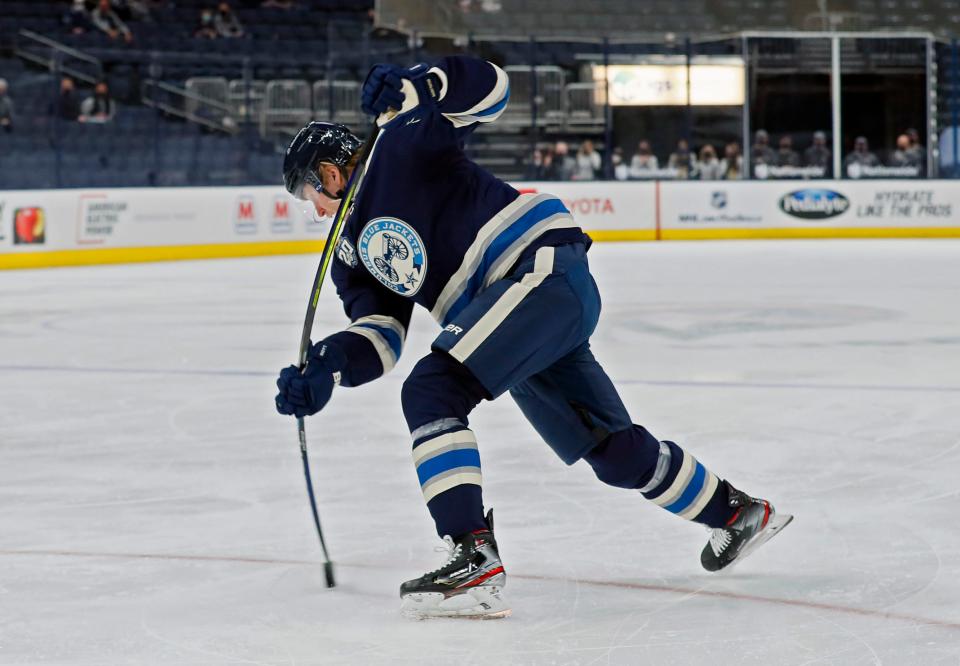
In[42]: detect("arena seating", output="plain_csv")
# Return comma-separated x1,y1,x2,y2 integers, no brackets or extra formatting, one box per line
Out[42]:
2,0,960,187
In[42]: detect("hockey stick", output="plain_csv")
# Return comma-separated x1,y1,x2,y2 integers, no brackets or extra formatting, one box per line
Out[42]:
295,124,384,588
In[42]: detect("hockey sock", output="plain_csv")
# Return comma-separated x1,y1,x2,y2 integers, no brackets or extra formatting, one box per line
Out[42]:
638,440,733,528
584,427,734,528
411,418,487,538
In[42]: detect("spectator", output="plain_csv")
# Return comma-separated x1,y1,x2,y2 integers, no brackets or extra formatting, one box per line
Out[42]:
64,0,94,34
92,0,133,42
79,81,116,123
667,138,695,179
611,147,628,181
525,145,552,180
573,140,601,180
776,135,800,167
214,2,245,38
56,76,81,121
697,144,722,180
751,129,776,169
844,136,880,174
545,141,575,181
804,130,831,173
194,9,218,38
0,79,13,133
905,127,926,170
720,141,742,180
629,139,658,177
112,0,152,22
889,133,918,167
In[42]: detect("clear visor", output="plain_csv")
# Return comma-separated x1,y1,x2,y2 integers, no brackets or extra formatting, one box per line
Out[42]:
295,166,342,224
292,169,324,201
294,164,342,200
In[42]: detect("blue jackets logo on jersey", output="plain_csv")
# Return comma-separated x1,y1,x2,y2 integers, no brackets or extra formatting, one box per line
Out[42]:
358,217,427,296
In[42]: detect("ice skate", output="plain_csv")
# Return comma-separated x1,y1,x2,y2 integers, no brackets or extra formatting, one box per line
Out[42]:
701,482,793,572
400,511,510,619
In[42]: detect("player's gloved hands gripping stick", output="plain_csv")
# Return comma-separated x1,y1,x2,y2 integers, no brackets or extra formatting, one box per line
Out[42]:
275,341,347,417
361,63,444,120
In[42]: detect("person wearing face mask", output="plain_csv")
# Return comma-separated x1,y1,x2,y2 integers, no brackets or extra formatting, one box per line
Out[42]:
79,81,116,123
194,9,218,38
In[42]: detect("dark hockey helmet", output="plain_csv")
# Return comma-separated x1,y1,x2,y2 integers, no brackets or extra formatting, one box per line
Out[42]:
283,121,362,200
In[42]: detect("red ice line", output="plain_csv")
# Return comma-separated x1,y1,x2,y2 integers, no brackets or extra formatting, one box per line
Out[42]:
2,548,958,632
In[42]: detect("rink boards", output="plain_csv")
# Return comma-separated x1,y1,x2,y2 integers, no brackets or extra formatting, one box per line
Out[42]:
2,180,959,268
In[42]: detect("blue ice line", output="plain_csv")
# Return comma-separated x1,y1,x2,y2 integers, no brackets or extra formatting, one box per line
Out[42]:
0,365,958,393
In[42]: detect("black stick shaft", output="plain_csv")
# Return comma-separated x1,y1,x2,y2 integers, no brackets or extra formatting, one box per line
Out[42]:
294,124,384,588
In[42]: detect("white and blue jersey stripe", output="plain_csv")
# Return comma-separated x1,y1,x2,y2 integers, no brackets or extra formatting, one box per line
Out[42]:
439,63,510,128
327,54,587,388
431,193,577,327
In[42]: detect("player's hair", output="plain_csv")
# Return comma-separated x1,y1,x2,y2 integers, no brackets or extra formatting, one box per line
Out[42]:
346,144,364,171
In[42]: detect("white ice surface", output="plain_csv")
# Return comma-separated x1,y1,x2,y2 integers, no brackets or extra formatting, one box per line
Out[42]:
2,240,960,665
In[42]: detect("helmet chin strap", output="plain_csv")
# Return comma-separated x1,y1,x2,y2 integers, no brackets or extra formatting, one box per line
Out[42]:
315,164,348,200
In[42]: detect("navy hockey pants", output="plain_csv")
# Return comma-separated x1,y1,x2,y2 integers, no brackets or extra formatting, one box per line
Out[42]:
404,243,732,537
433,242,636,461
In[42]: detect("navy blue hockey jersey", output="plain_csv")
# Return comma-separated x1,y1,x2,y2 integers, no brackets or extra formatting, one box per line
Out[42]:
326,55,588,387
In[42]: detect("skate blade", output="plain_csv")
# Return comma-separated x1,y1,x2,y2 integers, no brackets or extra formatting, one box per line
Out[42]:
400,586,511,620
726,512,794,571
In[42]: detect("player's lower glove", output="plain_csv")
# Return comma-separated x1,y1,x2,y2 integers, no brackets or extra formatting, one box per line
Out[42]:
275,341,347,418
360,63,443,117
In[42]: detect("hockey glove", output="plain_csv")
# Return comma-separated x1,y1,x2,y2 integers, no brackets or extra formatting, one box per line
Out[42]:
360,63,444,117
361,64,405,116
275,341,347,418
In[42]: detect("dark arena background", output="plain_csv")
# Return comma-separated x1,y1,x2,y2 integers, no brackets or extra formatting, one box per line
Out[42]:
2,1,959,663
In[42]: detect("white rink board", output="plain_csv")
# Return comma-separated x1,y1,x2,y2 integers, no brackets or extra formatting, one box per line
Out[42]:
0,186,323,254
659,180,960,236
3,180,960,269
517,180,657,235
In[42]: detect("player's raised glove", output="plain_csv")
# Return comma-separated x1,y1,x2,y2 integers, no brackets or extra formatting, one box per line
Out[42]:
275,341,347,418
361,64,405,116
360,63,443,117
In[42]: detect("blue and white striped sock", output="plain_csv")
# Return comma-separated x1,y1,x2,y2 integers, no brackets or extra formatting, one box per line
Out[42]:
410,418,487,537
639,440,732,528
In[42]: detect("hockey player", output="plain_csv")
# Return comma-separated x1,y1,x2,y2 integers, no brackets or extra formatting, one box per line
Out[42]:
275,56,791,619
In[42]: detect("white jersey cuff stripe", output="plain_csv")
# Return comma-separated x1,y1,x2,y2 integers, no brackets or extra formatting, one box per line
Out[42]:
345,326,397,374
